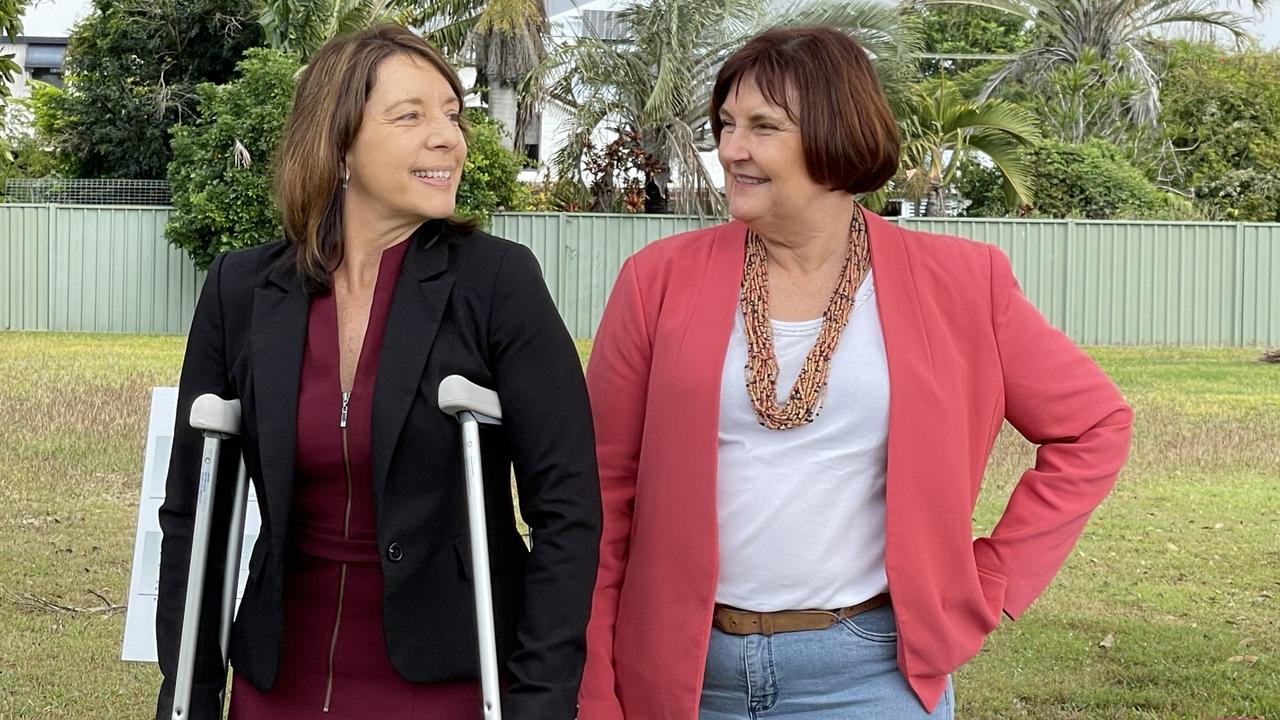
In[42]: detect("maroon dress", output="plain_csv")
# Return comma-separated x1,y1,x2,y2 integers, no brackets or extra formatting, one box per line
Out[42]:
229,238,481,719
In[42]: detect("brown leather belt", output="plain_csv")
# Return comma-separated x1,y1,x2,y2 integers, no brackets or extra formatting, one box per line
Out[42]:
712,593,891,636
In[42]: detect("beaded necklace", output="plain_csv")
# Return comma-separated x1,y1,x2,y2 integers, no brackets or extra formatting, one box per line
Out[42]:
741,206,870,430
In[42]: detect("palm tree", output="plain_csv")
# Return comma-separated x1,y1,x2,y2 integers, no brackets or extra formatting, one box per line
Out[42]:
406,0,547,151
1030,46,1147,145
472,0,546,151
926,0,1271,126
528,0,919,215
897,78,1041,216
259,0,394,59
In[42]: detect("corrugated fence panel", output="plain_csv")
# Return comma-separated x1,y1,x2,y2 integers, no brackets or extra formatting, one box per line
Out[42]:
1067,222,1234,345
1239,225,1280,345
2,206,1277,345
0,205,51,331
45,206,200,334
893,218,1267,345
493,213,706,337
561,214,706,337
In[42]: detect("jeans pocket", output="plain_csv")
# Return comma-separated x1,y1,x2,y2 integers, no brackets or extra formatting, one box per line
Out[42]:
838,604,899,644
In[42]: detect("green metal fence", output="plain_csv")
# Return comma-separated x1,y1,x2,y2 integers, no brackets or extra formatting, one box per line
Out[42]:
2,204,1277,345
1,205,201,335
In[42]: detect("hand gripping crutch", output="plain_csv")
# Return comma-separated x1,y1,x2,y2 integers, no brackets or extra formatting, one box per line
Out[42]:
172,394,251,720
438,376,504,720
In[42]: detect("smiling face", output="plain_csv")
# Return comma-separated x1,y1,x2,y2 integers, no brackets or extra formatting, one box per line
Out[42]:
343,53,467,224
716,75,829,230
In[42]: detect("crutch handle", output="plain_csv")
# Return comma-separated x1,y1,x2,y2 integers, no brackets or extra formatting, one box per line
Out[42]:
190,394,242,436
438,375,502,422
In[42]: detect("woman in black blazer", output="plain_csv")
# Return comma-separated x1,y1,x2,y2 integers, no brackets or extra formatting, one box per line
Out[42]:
154,25,601,720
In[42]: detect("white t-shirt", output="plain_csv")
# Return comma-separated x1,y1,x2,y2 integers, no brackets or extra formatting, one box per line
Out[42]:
715,270,891,612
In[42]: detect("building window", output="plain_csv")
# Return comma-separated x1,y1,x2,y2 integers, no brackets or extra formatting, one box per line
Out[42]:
522,144,540,168
29,68,63,88
579,10,626,41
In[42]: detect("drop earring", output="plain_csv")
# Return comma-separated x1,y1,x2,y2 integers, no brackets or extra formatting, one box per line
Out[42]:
341,165,350,189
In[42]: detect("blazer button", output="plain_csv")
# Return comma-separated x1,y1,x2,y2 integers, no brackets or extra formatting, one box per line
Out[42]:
387,542,403,562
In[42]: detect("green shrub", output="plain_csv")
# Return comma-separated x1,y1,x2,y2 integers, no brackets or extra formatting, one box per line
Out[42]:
167,48,297,269
455,107,533,224
1028,140,1199,220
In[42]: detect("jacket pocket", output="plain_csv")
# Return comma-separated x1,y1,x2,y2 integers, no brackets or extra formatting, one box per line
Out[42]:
938,553,1009,672
975,565,1008,633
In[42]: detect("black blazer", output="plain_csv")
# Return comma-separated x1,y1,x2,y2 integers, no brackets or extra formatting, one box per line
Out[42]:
154,220,602,720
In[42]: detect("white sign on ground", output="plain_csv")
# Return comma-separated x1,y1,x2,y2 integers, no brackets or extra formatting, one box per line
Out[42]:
121,387,261,663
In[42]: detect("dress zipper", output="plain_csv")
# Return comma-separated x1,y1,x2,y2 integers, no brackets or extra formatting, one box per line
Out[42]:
322,391,354,712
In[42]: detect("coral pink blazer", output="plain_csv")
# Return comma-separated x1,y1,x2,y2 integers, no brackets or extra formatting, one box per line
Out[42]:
577,208,1133,718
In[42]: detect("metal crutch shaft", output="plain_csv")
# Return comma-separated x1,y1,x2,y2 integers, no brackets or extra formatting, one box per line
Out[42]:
219,460,250,662
460,412,502,720
172,394,242,720
439,376,504,720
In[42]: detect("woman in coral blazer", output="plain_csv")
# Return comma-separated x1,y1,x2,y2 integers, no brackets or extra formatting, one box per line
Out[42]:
578,27,1133,719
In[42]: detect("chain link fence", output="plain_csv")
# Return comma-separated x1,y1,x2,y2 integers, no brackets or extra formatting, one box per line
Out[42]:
4,178,172,205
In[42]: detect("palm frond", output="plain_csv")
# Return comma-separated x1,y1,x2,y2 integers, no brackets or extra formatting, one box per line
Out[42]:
966,129,1036,204
768,0,919,61
899,79,1040,213
402,0,485,46
934,0,1261,130
424,18,480,58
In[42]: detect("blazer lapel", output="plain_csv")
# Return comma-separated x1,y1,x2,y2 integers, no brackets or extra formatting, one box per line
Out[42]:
667,221,744,448
865,209,935,376
252,255,309,556
864,209,947,583
370,221,453,517
666,221,746,584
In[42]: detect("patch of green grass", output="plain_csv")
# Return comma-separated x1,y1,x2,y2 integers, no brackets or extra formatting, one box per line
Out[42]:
1,334,1277,718
1,334,184,718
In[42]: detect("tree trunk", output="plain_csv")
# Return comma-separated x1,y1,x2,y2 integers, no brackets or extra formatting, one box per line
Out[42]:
643,140,672,214
925,185,948,217
644,178,668,214
488,83,520,152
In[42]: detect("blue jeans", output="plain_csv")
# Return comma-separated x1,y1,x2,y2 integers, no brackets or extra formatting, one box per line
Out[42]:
699,605,954,719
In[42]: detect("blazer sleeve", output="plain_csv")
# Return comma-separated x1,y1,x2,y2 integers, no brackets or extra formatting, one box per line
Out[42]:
487,244,603,720
155,253,242,720
976,246,1134,620
576,258,651,720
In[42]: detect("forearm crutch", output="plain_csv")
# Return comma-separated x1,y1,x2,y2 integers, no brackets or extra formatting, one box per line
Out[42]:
438,375,504,720
172,394,251,720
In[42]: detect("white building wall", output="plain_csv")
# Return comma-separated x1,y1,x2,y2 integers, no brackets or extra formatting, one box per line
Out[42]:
1,43,32,99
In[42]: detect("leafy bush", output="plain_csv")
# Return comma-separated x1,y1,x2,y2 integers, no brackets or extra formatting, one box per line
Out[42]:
1028,140,1199,220
167,48,298,269
955,158,1014,217
0,89,67,195
1161,44,1280,222
455,107,533,223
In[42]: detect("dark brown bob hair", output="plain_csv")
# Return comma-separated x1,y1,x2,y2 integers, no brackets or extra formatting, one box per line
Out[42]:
275,23,472,291
709,26,900,195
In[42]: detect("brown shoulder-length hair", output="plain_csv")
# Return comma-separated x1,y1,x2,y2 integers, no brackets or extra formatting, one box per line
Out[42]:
275,23,473,291
709,27,899,195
